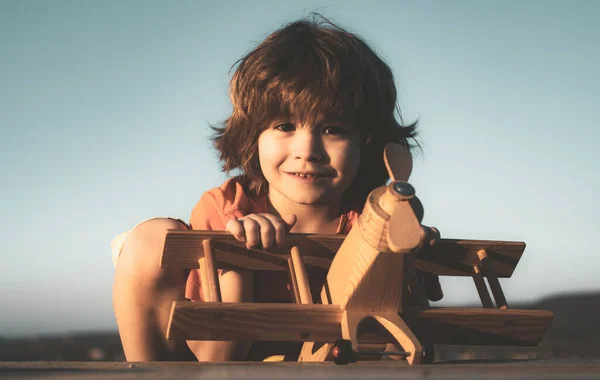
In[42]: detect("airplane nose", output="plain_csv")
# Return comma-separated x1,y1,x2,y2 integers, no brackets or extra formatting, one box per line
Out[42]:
392,182,415,197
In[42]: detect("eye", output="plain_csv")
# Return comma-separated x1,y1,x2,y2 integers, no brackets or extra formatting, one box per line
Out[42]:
274,122,295,132
323,124,349,135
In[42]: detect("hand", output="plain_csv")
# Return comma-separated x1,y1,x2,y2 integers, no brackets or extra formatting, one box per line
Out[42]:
421,225,440,249
226,213,297,249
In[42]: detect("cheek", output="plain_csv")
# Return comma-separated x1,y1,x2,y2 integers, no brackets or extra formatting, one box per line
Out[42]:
258,133,284,171
344,140,361,172
257,135,271,173
332,139,361,180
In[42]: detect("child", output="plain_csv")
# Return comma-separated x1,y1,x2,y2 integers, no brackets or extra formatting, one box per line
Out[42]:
112,14,439,362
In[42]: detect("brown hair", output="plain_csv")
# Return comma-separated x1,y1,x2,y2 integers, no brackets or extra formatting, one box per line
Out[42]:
212,14,419,211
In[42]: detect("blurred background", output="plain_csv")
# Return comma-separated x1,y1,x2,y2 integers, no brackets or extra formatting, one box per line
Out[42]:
1,0,598,361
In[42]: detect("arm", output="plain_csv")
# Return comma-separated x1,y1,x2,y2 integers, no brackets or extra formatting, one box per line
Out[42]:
184,185,295,361
186,269,254,361
185,192,255,361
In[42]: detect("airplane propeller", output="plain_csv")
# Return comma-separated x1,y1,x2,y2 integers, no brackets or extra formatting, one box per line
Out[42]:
383,143,443,301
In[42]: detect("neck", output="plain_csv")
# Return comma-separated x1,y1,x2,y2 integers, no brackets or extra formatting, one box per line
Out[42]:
266,190,342,234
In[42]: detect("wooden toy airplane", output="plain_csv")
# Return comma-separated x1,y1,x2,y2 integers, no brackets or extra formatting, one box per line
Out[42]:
160,143,554,364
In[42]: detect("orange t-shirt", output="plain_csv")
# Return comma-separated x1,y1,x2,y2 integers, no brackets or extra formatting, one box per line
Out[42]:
184,176,359,303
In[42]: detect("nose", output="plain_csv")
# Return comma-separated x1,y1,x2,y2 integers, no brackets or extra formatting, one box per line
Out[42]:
291,129,326,162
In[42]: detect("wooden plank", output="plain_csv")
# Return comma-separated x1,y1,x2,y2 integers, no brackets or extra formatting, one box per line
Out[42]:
161,231,525,278
291,247,313,304
416,239,525,278
478,249,509,309
167,302,553,346
286,258,301,303
200,239,221,302
402,307,553,346
167,302,342,342
161,231,336,271
472,264,494,308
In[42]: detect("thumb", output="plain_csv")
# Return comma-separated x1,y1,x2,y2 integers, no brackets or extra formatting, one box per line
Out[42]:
281,214,297,231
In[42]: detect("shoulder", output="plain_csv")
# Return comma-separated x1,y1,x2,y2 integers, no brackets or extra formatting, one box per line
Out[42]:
190,176,268,230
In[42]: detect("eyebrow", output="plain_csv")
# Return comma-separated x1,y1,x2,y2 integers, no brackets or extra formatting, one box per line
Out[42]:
269,116,355,129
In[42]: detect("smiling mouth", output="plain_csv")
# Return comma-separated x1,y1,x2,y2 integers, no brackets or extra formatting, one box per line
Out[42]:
292,173,318,178
288,172,330,179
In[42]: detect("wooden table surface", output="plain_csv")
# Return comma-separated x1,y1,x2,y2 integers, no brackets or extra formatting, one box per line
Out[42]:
2,360,600,379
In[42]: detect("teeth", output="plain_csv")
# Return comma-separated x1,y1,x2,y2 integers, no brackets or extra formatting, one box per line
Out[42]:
294,173,315,178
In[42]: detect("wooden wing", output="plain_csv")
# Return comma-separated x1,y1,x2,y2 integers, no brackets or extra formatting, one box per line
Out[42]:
167,301,553,347
161,230,526,278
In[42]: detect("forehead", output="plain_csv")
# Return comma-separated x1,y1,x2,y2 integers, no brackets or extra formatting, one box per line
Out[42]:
275,98,356,125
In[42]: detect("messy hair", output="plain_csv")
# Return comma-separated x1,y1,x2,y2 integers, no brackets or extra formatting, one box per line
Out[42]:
212,14,419,211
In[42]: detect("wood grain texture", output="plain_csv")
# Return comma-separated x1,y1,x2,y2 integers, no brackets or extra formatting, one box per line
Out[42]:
328,185,418,313
291,247,313,304
161,230,337,271
167,302,342,342
341,311,362,351
162,231,525,278
342,250,406,313
201,239,221,302
286,258,301,304
402,307,553,346
167,302,553,346
387,198,424,254
372,312,422,365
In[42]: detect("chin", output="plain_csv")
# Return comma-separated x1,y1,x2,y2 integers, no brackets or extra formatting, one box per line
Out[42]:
286,196,322,205
284,193,337,206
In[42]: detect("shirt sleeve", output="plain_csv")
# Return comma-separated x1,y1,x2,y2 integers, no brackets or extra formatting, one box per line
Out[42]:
185,178,264,301
189,193,216,230
185,192,223,301
185,189,247,301
189,188,247,230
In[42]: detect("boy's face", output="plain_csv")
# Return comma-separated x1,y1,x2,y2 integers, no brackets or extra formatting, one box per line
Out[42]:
258,115,361,208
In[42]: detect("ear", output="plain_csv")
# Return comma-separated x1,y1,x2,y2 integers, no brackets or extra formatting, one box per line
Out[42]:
384,143,413,182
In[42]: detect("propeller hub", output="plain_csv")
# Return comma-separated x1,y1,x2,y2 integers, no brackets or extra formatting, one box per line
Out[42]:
392,182,415,197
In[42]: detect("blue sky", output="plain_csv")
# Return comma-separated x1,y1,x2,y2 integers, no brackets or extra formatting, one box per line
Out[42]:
1,0,598,337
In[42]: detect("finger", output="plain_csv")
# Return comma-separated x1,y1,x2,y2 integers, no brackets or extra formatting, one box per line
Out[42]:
260,214,287,246
225,219,246,243
428,226,440,246
241,218,261,249
419,225,440,249
247,215,275,249
418,225,431,250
